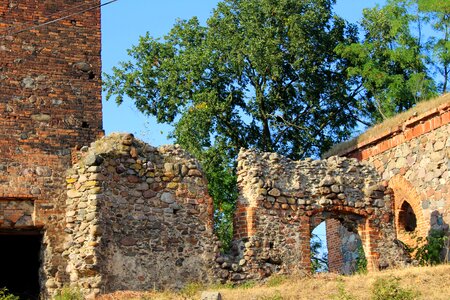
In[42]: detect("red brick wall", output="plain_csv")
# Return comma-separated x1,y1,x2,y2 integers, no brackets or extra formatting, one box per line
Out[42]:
0,0,103,223
343,102,450,161
326,219,344,273
0,0,103,293
337,98,450,249
388,175,427,247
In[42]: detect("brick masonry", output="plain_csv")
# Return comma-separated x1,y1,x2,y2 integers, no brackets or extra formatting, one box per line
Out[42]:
0,0,103,297
2,1,449,297
219,150,410,282
335,97,450,260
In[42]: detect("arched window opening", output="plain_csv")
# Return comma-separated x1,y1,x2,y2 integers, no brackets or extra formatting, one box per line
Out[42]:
398,201,417,232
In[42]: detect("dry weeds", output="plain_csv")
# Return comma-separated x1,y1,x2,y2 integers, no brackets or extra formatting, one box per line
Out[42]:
96,264,450,300
324,93,450,158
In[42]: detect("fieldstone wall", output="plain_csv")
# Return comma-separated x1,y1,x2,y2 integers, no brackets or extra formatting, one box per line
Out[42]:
220,149,409,282
64,133,218,297
338,100,450,255
368,125,450,247
0,1,103,297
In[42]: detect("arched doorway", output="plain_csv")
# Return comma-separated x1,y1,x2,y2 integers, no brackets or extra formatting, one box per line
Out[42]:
309,212,367,275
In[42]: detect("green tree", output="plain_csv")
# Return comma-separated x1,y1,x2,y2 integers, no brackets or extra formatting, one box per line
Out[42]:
336,0,437,124
104,0,359,249
418,0,450,93
310,233,328,272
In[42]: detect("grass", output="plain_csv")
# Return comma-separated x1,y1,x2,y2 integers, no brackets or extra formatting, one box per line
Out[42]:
54,287,83,300
324,93,450,158
95,264,450,300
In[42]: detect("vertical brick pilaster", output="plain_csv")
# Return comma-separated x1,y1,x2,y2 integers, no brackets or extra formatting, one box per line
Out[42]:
326,219,344,273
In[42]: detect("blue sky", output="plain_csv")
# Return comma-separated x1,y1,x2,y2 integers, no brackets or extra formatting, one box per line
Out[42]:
101,0,386,146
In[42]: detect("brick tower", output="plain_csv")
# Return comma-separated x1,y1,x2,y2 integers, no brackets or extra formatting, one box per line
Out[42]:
0,0,103,297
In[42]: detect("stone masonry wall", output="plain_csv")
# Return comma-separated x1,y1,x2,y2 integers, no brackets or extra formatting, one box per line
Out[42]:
0,1,103,297
220,149,409,283
64,134,218,297
338,99,450,254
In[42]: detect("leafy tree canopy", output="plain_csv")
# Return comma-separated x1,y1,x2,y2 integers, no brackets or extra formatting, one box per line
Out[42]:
104,0,361,249
336,0,437,123
104,0,359,161
104,0,448,249
418,0,450,93
336,0,450,124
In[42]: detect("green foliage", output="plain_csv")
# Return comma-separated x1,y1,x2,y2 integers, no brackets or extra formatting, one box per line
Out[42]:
415,229,448,266
332,280,356,300
201,149,237,252
418,0,450,93
209,282,235,290
0,288,19,300
336,0,437,124
355,244,368,274
180,282,204,298
370,276,418,300
238,280,257,289
310,233,328,273
265,275,287,288
104,0,360,248
53,287,83,300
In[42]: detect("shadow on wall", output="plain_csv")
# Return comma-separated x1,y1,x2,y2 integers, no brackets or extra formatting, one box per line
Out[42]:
429,211,450,263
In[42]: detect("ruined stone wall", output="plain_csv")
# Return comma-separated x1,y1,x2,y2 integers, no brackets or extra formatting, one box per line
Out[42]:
64,134,218,296
337,100,450,252
0,0,103,296
222,149,409,282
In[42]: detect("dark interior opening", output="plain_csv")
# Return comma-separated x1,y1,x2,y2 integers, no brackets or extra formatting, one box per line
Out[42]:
0,233,42,300
399,201,417,232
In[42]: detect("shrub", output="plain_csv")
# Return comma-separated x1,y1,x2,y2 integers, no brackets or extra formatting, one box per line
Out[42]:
371,276,418,300
0,288,19,300
415,230,448,266
355,245,368,274
53,286,83,300
180,282,204,298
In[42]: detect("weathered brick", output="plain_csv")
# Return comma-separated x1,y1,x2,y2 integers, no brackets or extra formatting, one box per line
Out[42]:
0,0,103,296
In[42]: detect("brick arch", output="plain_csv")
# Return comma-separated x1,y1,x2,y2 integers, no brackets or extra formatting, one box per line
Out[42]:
232,149,410,280
307,208,379,272
389,175,427,247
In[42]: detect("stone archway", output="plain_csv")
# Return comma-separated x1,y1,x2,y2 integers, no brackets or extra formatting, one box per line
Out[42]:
389,175,426,247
